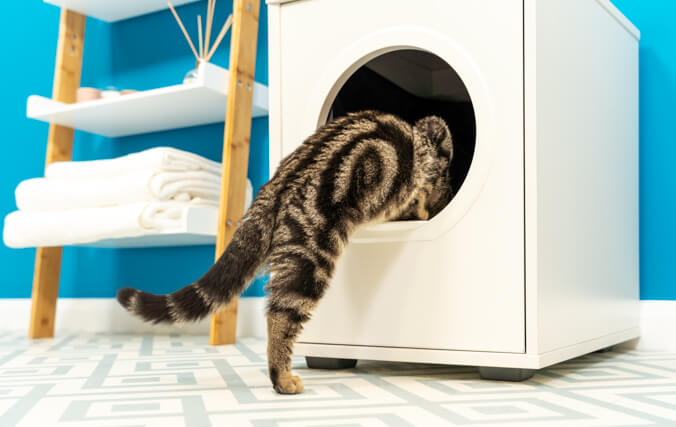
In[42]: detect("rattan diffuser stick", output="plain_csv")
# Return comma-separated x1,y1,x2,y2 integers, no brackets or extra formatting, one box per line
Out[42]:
205,0,215,55
198,15,204,58
206,14,233,61
168,2,199,60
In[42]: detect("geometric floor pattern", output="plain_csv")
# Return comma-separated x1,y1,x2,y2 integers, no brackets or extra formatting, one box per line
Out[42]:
2,333,676,426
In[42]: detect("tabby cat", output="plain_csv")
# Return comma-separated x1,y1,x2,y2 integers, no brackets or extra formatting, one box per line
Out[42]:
117,110,454,394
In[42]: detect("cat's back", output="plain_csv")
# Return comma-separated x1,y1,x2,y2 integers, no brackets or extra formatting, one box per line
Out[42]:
308,110,412,151
266,111,417,210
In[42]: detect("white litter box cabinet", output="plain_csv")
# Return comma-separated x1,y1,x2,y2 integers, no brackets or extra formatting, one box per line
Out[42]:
267,0,639,379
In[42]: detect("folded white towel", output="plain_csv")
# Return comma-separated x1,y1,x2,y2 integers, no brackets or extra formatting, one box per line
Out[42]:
4,184,255,249
16,170,224,211
45,147,222,178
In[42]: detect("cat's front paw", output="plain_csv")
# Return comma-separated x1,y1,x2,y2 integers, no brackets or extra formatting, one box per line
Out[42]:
273,375,304,394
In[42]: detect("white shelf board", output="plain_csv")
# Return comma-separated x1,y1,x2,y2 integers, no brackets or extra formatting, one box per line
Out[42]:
44,0,200,22
75,204,217,248
27,62,269,138
83,232,215,248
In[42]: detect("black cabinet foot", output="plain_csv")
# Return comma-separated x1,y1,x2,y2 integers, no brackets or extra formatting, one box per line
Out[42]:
305,356,358,370
479,367,535,381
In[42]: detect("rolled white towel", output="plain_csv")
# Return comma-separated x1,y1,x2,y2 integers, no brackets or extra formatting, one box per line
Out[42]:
16,170,228,211
45,147,222,178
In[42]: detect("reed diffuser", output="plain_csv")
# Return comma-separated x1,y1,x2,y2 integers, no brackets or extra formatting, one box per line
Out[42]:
167,0,233,82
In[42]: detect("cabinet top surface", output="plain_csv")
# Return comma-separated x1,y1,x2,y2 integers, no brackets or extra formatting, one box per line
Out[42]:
266,0,639,40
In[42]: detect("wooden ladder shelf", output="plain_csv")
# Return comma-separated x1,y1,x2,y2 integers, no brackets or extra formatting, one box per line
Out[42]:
29,0,260,346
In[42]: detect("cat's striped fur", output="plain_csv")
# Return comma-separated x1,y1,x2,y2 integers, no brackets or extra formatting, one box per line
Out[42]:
117,111,453,394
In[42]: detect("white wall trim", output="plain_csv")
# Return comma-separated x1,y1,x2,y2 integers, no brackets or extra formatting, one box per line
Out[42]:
0,299,672,352
0,297,267,338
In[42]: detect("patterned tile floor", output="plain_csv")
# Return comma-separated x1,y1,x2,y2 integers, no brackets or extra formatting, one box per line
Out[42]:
1,333,676,426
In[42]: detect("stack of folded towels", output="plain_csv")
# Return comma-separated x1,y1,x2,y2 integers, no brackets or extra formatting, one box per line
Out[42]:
3,147,252,248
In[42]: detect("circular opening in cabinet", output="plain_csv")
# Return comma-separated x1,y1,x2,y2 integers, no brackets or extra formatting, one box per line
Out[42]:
323,49,476,220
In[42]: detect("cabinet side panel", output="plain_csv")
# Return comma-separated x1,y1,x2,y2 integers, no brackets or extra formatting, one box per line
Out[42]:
535,0,639,353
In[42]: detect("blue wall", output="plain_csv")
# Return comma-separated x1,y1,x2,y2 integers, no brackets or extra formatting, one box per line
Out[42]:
614,1,676,300
1,2,673,300
0,1,268,298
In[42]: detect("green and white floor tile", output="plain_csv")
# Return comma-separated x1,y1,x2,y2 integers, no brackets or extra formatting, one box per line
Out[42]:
1,332,676,426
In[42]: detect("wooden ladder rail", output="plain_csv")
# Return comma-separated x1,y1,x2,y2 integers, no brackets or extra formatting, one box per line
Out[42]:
29,9,86,339
210,0,261,345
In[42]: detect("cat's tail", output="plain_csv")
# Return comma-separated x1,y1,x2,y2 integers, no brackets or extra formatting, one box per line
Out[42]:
116,202,274,324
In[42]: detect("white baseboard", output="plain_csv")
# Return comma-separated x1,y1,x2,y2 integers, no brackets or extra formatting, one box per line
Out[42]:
0,297,267,338
617,300,676,352
1,299,673,352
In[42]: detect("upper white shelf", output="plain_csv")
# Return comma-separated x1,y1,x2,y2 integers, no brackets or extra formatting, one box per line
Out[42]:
44,0,200,22
27,62,269,138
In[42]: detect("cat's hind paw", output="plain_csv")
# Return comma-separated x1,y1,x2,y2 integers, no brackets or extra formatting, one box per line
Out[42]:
273,375,304,394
